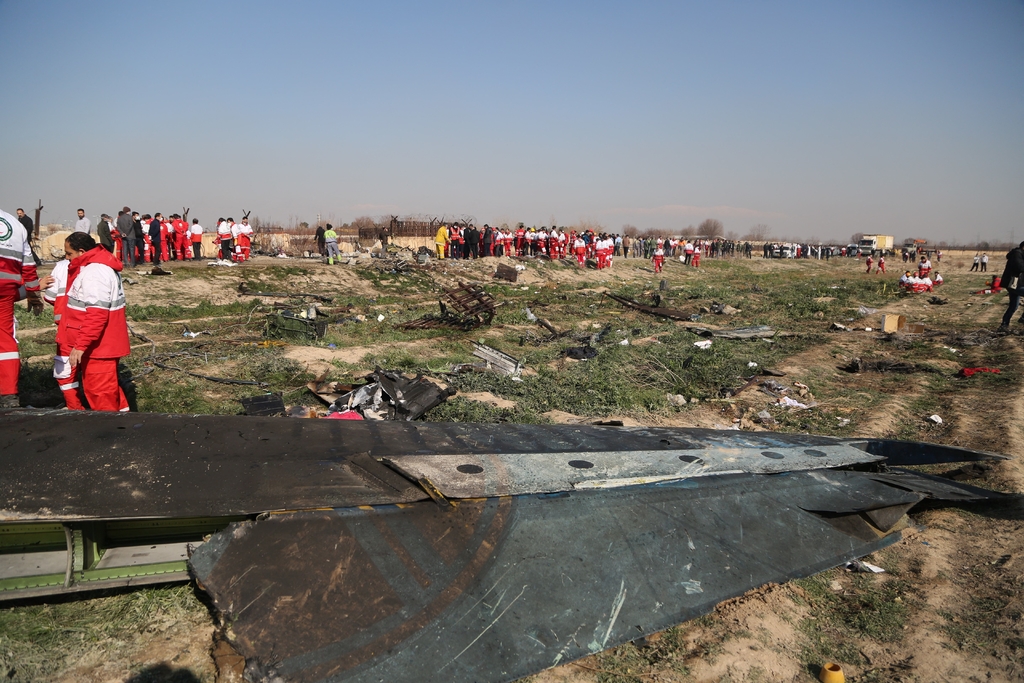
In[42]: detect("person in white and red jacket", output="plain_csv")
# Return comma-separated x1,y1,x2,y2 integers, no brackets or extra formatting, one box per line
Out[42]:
0,208,43,408
40,257,86,409
58,232,130,411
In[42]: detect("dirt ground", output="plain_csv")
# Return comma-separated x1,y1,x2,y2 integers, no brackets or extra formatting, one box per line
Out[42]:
6,250,1023,683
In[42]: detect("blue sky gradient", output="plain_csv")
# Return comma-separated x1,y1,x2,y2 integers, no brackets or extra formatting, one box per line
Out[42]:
1,0,1021,242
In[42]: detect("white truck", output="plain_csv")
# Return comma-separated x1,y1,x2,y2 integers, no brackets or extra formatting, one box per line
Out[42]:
858,235,894,255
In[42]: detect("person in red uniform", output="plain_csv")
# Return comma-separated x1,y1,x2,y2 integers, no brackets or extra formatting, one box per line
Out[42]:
0,208,42,408
876,255,886,274
171,214,190,260
58,232,130,411
865,255,874,273
652,245,665,273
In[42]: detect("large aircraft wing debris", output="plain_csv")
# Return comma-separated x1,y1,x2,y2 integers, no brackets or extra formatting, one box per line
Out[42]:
0,410,1010,682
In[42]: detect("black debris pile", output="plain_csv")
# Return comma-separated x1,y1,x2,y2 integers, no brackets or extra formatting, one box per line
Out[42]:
240,393,286,416
942,461,994,481
564,346,598,360
841,357,931,374
493,264,519,282
329,369,455,420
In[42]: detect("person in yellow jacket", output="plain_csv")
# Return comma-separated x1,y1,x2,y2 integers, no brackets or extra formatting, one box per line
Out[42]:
324,224,339,264
435,224,449,259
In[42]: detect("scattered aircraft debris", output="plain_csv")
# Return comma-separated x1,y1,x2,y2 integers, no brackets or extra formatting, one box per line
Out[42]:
329,369,456,420
841,358,935,374
694,325,778,340
493,263,519,282
402,283,499,330
240,393,286,416
605,292,692,321
265,311,329,341
470,343,522,377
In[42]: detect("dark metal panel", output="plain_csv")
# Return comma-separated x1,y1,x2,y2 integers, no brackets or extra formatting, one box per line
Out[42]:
0,411,1007,523
193,470,969,683
845,438,1010,465
0,412,428,521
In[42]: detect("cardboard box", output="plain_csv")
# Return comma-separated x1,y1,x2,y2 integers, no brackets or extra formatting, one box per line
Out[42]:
881,314,906,333
904,323,926,334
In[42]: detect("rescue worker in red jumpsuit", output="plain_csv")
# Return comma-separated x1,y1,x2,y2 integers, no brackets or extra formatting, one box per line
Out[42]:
172,214,190,260
238,218,253,261
0,208,42,408
573,235,586,266
652,245,665,273
876,256,886,274
865,255,874,273
58,232,130,411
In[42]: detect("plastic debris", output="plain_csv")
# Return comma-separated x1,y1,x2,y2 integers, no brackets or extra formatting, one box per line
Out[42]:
858,305,878,316
693,340,713,350
928,414,943,424
748,362,758,368
958,367,1000,378
780,396,812,409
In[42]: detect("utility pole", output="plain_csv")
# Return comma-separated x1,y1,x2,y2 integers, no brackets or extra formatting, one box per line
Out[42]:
33,200,43,240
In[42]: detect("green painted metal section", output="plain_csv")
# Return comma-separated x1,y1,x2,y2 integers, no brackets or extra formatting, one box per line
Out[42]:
0,515,247,599
0,572,68,592
0,523,65,552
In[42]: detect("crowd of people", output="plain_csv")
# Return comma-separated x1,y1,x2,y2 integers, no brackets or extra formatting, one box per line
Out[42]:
0,206,260,411
48,207,258,268
420,224,732,272
3,202,1024,410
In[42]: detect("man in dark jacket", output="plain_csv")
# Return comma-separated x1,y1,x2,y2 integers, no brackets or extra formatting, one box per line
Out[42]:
466,225,480,259
97,214,114,252
149,213,164,267
998,241,1024,333
481,225,493,257
117,206,135,266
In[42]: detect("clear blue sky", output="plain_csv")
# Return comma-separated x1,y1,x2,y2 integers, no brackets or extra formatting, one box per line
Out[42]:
2,0,1022,243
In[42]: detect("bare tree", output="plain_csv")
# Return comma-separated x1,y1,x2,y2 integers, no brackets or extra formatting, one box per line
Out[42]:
680,224,697,239
351,216,376,231
725,230,739,240
574,218,606,233
698,218,724,238
850,232,864,245
621,224,639,237
745,223,771,241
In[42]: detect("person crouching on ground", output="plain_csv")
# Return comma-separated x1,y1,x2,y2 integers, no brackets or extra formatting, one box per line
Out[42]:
57,233,130,411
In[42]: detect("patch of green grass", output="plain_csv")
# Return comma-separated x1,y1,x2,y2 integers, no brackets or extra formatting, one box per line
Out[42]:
793,569,912,668
127,299,257,322
0,585,211,683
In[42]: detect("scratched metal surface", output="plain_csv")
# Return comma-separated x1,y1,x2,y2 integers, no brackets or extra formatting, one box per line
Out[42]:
384,443,881,498
190,468,999,683
0,410,1005,522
